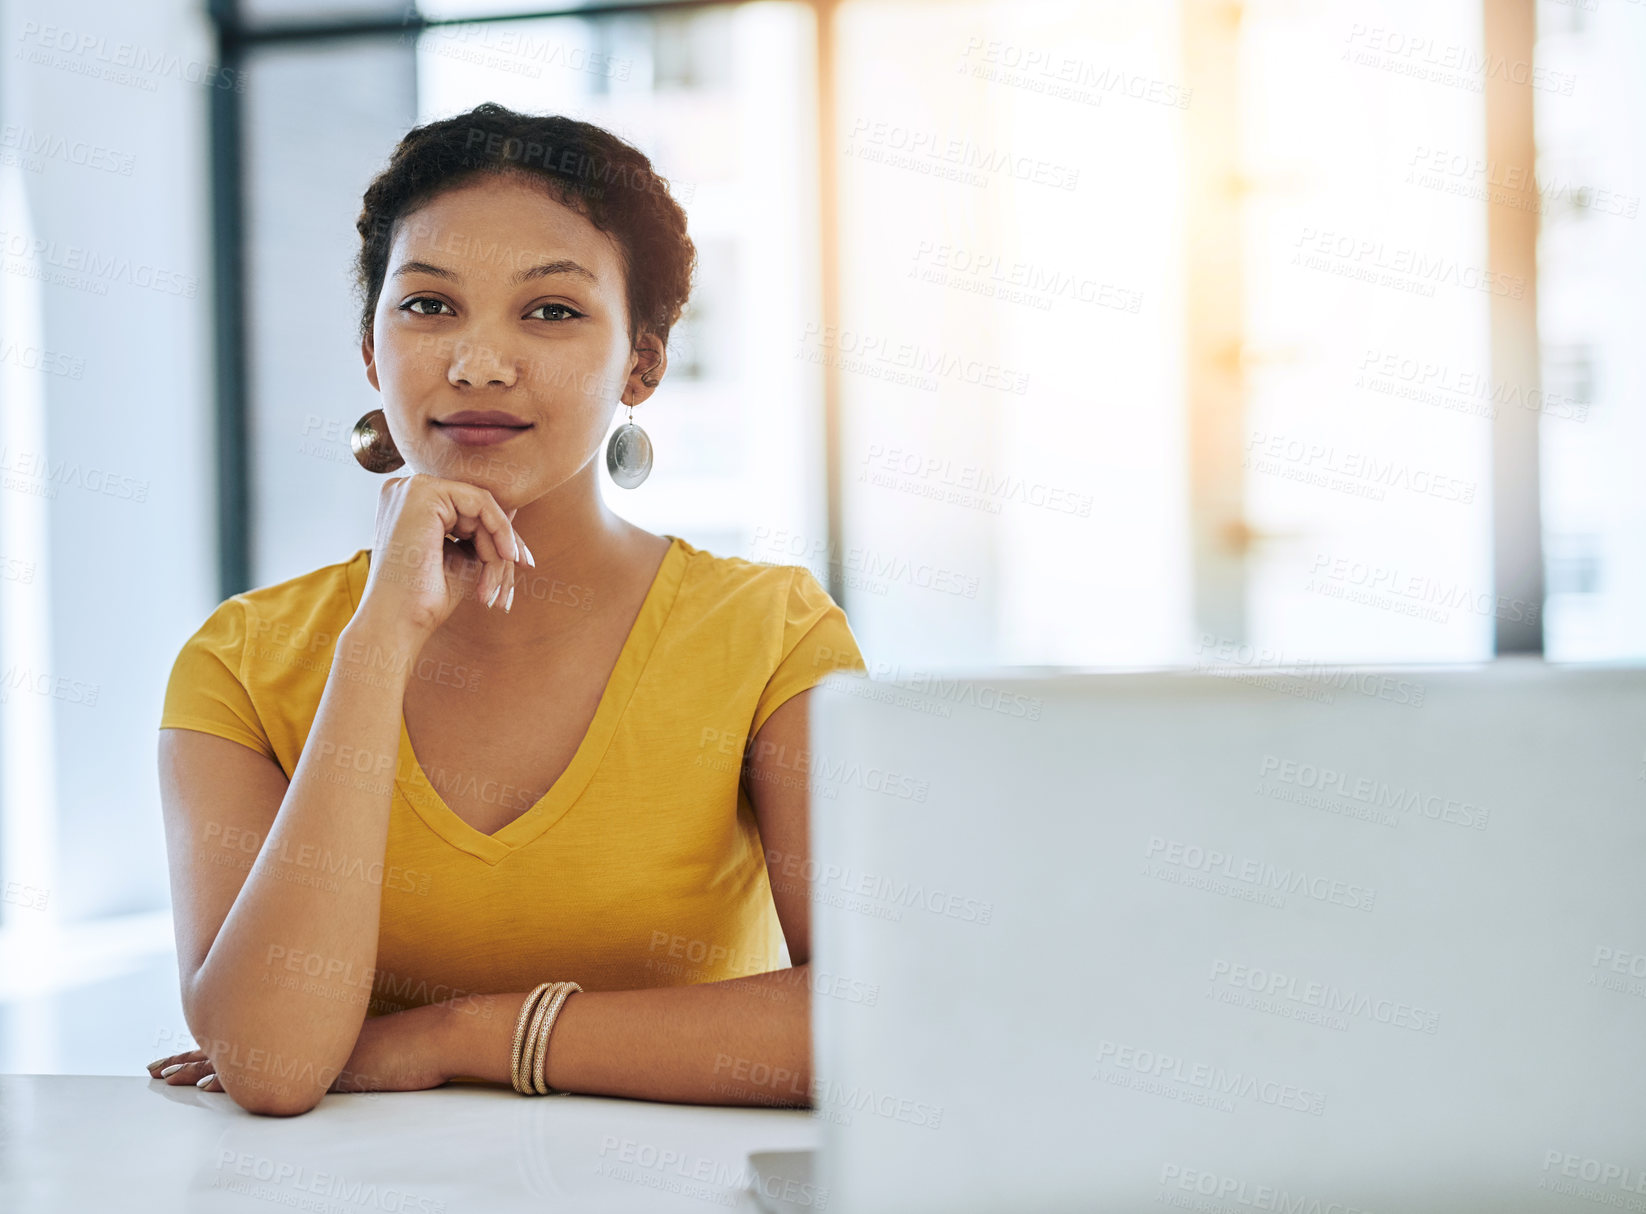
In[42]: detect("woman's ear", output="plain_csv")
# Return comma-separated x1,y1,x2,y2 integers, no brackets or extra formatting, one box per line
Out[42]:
622,332,667,406
362,329,380,392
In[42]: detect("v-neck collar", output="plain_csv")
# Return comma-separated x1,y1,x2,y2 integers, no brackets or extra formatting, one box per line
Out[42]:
344,535,689,865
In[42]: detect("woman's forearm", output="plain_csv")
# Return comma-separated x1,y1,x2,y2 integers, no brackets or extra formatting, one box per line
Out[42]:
188,613,420,1115
441,965,814,1107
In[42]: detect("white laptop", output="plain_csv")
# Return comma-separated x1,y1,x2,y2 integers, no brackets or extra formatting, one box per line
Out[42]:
780,656,1646,1214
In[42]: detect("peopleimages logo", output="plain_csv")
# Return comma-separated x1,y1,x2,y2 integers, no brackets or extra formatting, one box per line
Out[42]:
596,1137,828,1210
1258,755,1490,830
18,22,247,92
845,115,1080,192
959,36,1192,109
711,1054,944,1129
1244,430,1477,504
1355,347,1589,423
1157,1164,1374,1214
1208,958,1440,1034
1540,1150,1646,1198
860,441,1095,517
814,647,1045,722
1291,225,1523,297
0,123,135,174
797,322,1031,395
1307,552,1540,626
1192,633,1428,708
749,526,983,599
1093,1040,1326,1116
211,1151,444,1213
764,850,994,925
0,227,198,296
1342,23,1577,96
1145,836,1377,912
0,446,146,499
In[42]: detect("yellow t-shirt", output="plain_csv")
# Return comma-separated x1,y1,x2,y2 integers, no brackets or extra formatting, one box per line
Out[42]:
159,535,866,1017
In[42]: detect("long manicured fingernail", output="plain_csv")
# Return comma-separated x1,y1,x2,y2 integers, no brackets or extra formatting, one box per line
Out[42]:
487,581,501,608
159,1063,184,1077
146,1058,167,1071
196,1074,215,1088
504,586,515,612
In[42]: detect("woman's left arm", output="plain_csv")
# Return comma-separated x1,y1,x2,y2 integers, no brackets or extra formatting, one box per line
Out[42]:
437,688,820,1107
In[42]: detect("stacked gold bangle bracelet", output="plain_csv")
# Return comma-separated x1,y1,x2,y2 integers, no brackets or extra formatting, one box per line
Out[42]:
510,981,581,1095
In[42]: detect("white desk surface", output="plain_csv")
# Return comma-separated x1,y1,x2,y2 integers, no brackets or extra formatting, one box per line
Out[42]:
0,1075,819,1212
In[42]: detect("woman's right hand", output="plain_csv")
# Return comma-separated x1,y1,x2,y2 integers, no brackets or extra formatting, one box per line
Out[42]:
357,473,537,642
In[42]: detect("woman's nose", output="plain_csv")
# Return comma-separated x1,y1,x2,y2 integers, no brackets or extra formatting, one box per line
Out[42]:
447,335,519,387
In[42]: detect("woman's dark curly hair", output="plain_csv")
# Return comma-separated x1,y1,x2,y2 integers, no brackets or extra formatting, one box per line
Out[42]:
353,102,696,353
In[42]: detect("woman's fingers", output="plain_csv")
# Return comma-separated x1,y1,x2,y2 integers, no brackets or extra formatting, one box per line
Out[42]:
418,479,526,611
146,1050,224,1091
443,484,516,607
506,506,536,568
471,505,517,610
151,1055,215,1086
454,521,502,607
468,485,523,571
147,1048,205,1075
447,483,512,559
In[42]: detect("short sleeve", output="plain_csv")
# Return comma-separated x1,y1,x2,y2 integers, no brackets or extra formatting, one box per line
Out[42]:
750,566,867,739
159,597,278,763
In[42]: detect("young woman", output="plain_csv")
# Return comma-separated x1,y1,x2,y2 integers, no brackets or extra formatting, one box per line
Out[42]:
147,102,864,1116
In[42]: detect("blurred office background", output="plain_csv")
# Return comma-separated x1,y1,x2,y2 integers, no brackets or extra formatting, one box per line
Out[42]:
0,0,1637,1071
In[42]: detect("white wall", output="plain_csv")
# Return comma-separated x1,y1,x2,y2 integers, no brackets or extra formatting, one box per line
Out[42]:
0,0,215,1070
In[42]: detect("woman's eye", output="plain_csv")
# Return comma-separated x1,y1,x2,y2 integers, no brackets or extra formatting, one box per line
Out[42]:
529,303,584,322
397,298,581,321
400,297,450,316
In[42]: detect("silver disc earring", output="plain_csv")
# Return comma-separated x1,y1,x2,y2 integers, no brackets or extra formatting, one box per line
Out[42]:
605,402,653,489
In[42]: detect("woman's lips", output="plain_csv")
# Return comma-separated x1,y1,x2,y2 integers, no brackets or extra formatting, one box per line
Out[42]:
432,422,532,447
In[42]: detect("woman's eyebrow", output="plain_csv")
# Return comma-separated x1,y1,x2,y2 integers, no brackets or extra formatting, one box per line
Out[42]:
392,258,599,285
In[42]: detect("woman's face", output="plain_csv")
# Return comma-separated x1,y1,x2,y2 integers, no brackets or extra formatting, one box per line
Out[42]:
362,173,660,508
